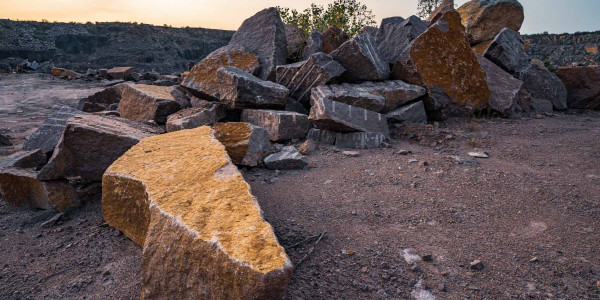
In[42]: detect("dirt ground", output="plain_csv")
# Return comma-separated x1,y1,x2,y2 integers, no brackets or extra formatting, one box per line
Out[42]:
1,74,599,299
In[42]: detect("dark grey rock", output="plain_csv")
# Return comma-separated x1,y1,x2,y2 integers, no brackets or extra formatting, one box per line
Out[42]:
376,17,405,40
166,104,226,132
77,85,125,112
478,55,523,116
479,28,531,74
285,98,309,115
23,106,81,155
285,52,345,104
515,64,568,111
217,66,289,109
386,101,428,124
276,61,306,87
375,16,428,64
303,30,323,60
0,133,10,146
0,149,47,170
264,146,308,170
284,23,305,61
335,132,386,149
241,109,310,141
322,26,350,54
331,34,390,82
530,97,554,113
306,128,337,145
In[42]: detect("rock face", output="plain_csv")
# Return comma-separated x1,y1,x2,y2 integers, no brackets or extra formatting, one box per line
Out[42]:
77,85,125,112
0,168,79,211
303,30,323,60
554,66,600,110
166,104,226,132
478,56,523,116
264,146,308,170
107,67,134,80
331,34,390,82
475,28,531,74
0,149,47,170
375,16,428,65
392,11,490,115
525,31,600,67
515,64,568,111
386,101,428,124
284,52,345,104
118,84,188,124
427,0,455,23
23,106,80,155
217,66,289,109
102,127,292,299
321,26,350,54
229,7,287,80
181,45,260,101
37,114,163,182
457,0,525,45
241,109,310,141
213,122,272,167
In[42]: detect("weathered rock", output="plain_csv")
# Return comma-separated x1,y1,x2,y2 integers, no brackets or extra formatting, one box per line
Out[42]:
360,26,378,37
530,97,553,113
37,114,163,182
285,98,310,115
516,88,531,111
322,26,350,54
285,52,345,104
181,45,260,101
313,80,426,113
478,55,523,116
102,127,292,298
306,128,337,145
241,109,310,141
0,133,11,146
275,61,306,87
51,67,80,79
264,146,308,170
77,84,125,112
375,17,405,40
229,7,287,80
0,168,79,211
335,132,386,149
427,0,455,23
386,101,428,124
0,149,47,170
554,66,600,110
216,66,289,109
23,106,80,154
375,16,428,65
309,96,390,138
474,28,531,74
118,83,188,124
285,23,305,61
303,30,323,60
457,0,525,45
297,139,318,155
213,122,272,167
166,104,226,132
392,11,490,115
514,64,568,111
107,67,134,80
331,34,390,82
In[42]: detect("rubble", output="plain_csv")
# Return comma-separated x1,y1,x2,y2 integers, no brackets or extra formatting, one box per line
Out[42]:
283,52,345,104
106,67,134,80
331,34,390,82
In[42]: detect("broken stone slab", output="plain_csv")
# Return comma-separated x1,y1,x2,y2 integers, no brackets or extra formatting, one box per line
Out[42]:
107,67,134,80
474,28,531,74
312,84,385,112
306,128,337,145
0,168,79,211
554,66,600,110
229,7,287,80
303,30,323,60
392,11,490,116
478,55,523,116
37,114,164,182
427,0,455,23
0,149,47,170
514,64,568,111
101,126,292,298
322,26,349,54
213,122,272,167
181,45,260,101
241,109,310,141
375,16,428,65
285,52,345,105
275,61,306,87
165,104,226,132
216,66,289,109
335,132,386,149
386,101,428,124
264,146,308,170
118,83,188,124
457,0,525,45
23,106,81,155
77,84,126,112
529,97,554,114
331,33,390,82
51,67,80,79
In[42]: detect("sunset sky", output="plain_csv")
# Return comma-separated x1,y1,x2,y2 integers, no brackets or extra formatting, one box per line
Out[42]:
2,0,599,34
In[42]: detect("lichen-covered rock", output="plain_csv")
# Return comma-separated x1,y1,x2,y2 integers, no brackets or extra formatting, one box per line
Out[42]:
427,0,455,23
322,26,349,54
0,149,47,170
375,16,428,65
241,109,310,141
101,127,292,299
216,66,289,109
303,30,323,60
107,67,134,80
515,64,568,111
386,101,428,124
213,122,272,167
181,45,259,100
229,7,287,80
77,84,126,112
23,106,81,155
554,66,600,110
392,11,490,116
478,55,523,116
474,28,531,74
119,83,188,124
331,34,390,82
166,104,226,132
264,146,308,170
457,0,525,45
284,52,345,104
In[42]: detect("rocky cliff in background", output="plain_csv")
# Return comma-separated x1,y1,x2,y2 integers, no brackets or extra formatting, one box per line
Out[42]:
524,31,600,67
0,19,234,73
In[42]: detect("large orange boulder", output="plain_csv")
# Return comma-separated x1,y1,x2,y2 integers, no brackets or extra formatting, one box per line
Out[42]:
457,0,524,45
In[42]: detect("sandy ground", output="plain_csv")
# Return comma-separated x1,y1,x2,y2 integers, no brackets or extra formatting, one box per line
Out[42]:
0,74,599,299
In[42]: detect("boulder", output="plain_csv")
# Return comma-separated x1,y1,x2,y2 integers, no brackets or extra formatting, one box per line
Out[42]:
309,96,390,138
166,104,226,132
306,128,337,145
477,56,523,116
276,61,306,87
375,17,405,39
23,106,80,155
241,109,310,141
51,67,80,79
118,83,188,124
37,114,163,182
375,16,428,65
264,146,308,170
303,30,323,60
427,0,455,23
514,64,568,111
285,52,345,104
213,122,272,167
0,149,47,170
0,168,79,211
386,101,428,124
391,11,490,116
106,67,134,80
322,26,350,54
77,84,125,112
181,45,260,101
554,66,600,110
457,0,525,45
474,28,531,74
284,23,305,61
229,7,287,80
102,127,292,298
530,98,553,114
216,66,289,109
331,34,390,82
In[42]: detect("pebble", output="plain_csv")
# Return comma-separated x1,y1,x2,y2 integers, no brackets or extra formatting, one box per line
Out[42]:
468,152,489,158
469,260,484,271
342,151,360,157
395,149,411,155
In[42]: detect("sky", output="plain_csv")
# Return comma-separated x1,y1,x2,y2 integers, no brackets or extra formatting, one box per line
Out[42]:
1,0,599,34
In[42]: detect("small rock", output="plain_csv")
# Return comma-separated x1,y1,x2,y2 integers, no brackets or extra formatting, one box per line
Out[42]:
342,151,360,157
422,254,433,262
297,139,318,155
264,146,308,170
469,260,484,270
41,213,66,228
468,152,489,158
402,248,422,264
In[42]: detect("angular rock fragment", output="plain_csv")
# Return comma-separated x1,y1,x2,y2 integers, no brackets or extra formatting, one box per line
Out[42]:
285,52,345,104
530,98,553,114
241,109,310,141
0,149,47,170
297,139,318,155
37,114,163,182
306,128,337,145
375,17,405,40
514,64,568,111
213,122,271,167
285,23,305,61
166,104,226,132
217,66,289,109
118,83,188,124
102,127,292,298
77,84,125,112
478,56,523,116
360,26,378,37
24,106,80,154
457,0,525,45
107,67,134,80
335,132,386,149
264,146,308,170
322,26,349,54
229,7,287,80
181,45,259,100
303,30,323,60
386,101,428,124
427,0,455,23
474,28,531,74
276,61,306,87
331,34,390,82
375,16,428,65
554,66,600,110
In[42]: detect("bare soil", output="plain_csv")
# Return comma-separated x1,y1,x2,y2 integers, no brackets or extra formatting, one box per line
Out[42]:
1,74,599,299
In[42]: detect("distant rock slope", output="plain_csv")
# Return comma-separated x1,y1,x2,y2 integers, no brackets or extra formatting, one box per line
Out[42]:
0,19,234,73
524,31,600,67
